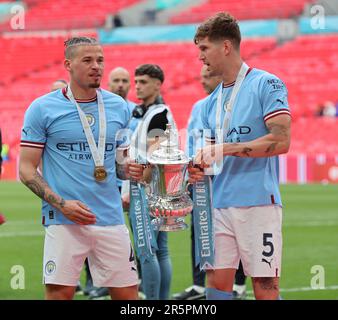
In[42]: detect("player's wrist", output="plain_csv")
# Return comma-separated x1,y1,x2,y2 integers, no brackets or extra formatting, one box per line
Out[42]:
52,197,66,212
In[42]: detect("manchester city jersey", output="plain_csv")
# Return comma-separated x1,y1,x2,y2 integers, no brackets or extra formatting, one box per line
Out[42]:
21,88,131,226
201,68,291,209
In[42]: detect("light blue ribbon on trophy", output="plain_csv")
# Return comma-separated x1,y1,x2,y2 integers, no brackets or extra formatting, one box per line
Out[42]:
128,104,177,262
128,113,158,262
193,175,215,270
129,177,158,263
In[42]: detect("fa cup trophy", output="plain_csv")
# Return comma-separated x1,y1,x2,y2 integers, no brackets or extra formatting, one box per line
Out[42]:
147,124,193,231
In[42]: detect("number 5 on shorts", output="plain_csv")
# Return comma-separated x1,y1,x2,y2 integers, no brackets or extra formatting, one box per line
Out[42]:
262,233,274,257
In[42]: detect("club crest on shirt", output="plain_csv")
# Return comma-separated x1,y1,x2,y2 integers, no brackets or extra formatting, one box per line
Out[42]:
86,114,95,127
45,260,56,275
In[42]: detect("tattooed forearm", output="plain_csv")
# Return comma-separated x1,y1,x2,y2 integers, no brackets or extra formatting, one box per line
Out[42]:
231,147,252,157
242,147,252,157
24,172,47,199
46,194,65,208
265,142,278,154
23,172,65,209
267,122,288,138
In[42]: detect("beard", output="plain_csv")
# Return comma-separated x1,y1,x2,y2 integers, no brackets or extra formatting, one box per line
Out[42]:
88,82,100,88
117,90,127,99
208,67,223,77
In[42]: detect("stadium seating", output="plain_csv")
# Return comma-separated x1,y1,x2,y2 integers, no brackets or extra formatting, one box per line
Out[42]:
290,117,338,154
170,0,314,24
0,37,277,161
0,0,140,31
248,34,338,119
0,36,65,86
1,34,338,160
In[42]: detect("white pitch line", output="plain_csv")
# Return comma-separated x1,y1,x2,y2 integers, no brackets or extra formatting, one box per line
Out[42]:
284,221,338,227
3,220,37,226
247,285,338,294
0,231,44,237
280,285,338,292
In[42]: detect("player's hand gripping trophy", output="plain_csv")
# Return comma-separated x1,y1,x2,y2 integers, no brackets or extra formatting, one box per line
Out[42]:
146,124,193,231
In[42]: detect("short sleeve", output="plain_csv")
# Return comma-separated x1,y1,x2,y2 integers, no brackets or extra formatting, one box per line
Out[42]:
260,74,291,122
20,101,46,149
116,100,132,149
201,93,215,144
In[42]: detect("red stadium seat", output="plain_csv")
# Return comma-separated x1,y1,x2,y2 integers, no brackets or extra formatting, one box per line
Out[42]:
1,35,338,157
170,0,313,24
0,0,140,31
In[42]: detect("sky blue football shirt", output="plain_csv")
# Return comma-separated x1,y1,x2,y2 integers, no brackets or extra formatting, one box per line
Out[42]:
21,88,131,226
201,68,291,208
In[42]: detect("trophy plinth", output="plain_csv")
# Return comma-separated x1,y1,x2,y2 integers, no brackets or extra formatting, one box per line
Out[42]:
147,124,193,231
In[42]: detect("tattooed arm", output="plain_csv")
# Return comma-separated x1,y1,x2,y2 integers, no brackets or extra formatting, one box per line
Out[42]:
19,147,96,225
225,114,291,158
194,114,291,168
19,147,65,209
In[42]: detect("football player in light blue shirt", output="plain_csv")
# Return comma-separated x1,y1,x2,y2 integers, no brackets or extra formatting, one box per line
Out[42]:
189,13,291,300
19,37,138,300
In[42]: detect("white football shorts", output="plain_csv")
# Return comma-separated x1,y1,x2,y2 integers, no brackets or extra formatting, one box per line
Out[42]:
209,205,282,277
43,224,138,287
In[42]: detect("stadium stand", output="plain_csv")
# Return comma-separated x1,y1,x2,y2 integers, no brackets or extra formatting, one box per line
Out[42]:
0,0,337,180
170,0,315,24
0,38,277,153
0,0,140,31
1,33,338,163
248,34,338,120
0,36,64,86
291,117,338,155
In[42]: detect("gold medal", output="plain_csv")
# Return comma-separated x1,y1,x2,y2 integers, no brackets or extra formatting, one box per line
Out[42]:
94,166,107,182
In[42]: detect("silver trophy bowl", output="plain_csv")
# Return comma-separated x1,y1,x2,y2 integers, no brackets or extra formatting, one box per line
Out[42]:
147,124,193,231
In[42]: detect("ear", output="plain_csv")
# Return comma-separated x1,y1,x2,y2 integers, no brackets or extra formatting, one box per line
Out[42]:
64,59,71,72
155,79,162,90
223,40,232,55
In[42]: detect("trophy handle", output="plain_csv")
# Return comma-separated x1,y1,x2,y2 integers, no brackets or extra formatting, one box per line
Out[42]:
183,180,192,193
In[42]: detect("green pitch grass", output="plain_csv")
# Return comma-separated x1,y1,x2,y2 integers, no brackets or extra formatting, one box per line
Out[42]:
0,181,337,300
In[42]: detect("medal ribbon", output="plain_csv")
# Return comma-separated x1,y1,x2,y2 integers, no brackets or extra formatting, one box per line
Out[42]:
215,62,249,144
66,87,106,168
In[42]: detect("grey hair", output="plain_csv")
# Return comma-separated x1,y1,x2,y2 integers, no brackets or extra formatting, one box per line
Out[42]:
64,37,100,59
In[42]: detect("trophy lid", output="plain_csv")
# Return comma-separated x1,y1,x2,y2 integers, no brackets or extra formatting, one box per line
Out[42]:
148,124,189,165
